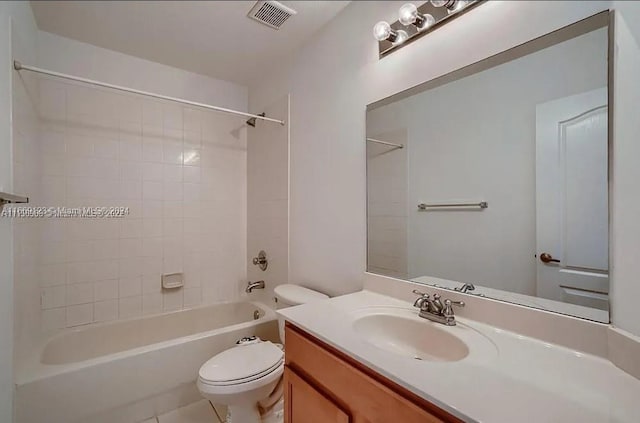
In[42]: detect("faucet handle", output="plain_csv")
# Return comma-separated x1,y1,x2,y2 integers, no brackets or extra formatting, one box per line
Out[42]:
443,299,465,320
412,290,429,308
446,299,465,307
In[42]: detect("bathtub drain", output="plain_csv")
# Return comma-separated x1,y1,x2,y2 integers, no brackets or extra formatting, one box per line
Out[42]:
253,310,260,320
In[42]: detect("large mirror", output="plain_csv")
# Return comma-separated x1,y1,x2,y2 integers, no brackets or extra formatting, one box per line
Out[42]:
366,12,611,322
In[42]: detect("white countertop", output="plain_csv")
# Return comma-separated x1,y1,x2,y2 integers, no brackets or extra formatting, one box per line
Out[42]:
278,290,640,423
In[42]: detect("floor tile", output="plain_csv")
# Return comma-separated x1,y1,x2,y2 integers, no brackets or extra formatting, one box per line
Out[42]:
157,399,218,423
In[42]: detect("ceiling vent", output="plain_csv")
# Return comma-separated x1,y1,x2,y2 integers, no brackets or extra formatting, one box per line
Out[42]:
247,1,297,30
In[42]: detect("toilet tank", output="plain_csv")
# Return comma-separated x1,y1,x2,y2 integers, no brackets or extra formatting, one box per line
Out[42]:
274,284,329,343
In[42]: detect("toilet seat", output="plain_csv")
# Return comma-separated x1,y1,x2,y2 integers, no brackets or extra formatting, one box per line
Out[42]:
199,358,284,386
198,341,284,388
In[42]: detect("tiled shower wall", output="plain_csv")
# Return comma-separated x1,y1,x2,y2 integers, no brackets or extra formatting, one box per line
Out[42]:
35,77,247,330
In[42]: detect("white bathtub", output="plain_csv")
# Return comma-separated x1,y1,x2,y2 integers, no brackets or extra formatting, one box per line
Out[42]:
15,301,279,423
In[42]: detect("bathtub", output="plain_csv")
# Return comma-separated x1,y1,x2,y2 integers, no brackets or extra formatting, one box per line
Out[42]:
15,301,279,423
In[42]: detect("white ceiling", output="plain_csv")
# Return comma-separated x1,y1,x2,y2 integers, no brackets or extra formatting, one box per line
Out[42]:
30,1,350,86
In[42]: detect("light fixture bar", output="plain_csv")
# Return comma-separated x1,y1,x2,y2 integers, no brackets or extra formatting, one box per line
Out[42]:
374,0,485,58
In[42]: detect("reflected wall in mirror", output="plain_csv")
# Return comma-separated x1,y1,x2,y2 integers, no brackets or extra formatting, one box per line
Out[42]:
366,12,611,323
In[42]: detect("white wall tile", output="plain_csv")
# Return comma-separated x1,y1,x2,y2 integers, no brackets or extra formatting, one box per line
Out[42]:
143,218,163,238
94,279,119,301
120,162,143,181
94,239,119,260
163,164,182,182
118,277,142,298
118,258,142,279
184,288,202,307
41,285,66,310
66,282,94,305
94,299,118,322
163,290,183,312
118,238,142,258
39,264,67,287
143,162,163,181
183,166,200,184
93,138,119,159
142,293,163,315
142,101,163,127
119,296,142,319
66,303,93,327
162,203,181,221
162,104,183,130
41,308,66,332
143,181,163,200
162,182,183,201
142,274,162,294
120,218,143,238
142,138,163,163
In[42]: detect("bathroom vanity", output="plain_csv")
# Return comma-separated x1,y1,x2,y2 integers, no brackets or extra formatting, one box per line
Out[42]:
284,323,460,423
279,289,640,423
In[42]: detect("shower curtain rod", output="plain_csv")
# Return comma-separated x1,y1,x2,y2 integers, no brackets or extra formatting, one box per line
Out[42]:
13,60,285,126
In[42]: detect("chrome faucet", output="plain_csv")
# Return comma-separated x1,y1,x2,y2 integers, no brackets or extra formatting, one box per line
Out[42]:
454,283,475,294
412,289,465,326
246,280,265,293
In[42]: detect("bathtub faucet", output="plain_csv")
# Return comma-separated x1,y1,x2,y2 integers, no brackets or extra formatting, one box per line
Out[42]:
246,280,265,293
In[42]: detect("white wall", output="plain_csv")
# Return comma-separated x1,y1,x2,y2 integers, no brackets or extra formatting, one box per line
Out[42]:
0,2,38,420
11,8,40,372
611,1,640,336
367,29,607,295
247,95,290,304
37,31,247,112
249,1,611,297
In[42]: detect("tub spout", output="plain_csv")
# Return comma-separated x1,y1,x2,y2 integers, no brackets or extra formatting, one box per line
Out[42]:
246,280,265,293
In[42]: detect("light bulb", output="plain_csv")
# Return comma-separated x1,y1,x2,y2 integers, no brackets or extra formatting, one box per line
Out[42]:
448,0,468,14
394,30,409,45
399,3,435,30
421,14,435,29
398,3,418,26
373,21,393,41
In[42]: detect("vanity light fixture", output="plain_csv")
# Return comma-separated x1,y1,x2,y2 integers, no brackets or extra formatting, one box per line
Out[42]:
399,3,435,29
374,1,484,58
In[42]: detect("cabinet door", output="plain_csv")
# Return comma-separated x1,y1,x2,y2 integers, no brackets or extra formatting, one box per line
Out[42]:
285,366,350,423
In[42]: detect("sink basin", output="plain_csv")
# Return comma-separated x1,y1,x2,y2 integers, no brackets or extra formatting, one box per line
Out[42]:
351,308,471,362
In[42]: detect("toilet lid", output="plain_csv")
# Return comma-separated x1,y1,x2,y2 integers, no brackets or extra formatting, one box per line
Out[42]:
199,341,284,385
274,284,329,305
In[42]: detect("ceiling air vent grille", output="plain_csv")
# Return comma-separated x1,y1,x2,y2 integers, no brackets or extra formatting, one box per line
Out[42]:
247,1,297,30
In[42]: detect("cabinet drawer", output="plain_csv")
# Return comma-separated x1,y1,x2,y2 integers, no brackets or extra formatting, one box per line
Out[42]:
285,323,462,423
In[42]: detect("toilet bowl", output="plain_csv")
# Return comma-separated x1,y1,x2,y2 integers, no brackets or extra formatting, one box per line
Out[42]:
197,285,328,422
197,340,284,423
274,284,329,343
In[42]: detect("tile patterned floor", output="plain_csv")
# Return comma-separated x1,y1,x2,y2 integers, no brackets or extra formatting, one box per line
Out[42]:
140,399,226,423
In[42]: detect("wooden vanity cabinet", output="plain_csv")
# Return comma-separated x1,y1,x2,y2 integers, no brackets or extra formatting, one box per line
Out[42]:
284,323,464,423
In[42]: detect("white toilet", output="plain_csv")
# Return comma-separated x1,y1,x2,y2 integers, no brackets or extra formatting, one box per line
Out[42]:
197,284,328,423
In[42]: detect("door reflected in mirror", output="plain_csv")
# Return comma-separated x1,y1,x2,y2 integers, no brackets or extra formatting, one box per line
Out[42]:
366,12,610,322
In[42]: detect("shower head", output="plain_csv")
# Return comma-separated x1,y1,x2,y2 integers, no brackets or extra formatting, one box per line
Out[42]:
246,112,265,127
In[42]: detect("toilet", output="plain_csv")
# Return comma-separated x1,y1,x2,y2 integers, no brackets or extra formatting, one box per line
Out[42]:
197,284,328,422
